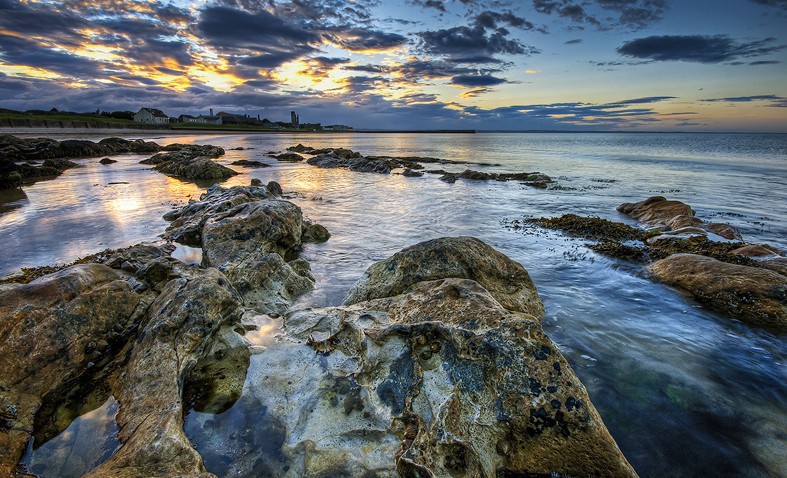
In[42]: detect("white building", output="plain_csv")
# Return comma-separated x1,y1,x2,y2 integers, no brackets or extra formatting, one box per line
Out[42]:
134,108,170,124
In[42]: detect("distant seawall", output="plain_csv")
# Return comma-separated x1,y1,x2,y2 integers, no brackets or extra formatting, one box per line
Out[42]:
0,118,170,131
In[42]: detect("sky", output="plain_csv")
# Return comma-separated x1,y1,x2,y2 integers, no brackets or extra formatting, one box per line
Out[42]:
0,0,786,131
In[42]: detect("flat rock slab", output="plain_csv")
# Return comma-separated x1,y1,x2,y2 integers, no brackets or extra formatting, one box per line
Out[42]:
649,253,787,330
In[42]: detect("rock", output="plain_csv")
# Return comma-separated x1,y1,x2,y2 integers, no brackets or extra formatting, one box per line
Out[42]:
617,196,695,223
266,181,283,196
733,245,787,276
302,220,331,243
402,168,423,177
82,268,243,478
342,236,545,319
225,271,638,478
274,152,304,162
99,157,117,165
457,169,495,181
230,160,270,168
665,215,703,229
0,264,146,474
287,143,314,153
306,153,392,174
250,178,263,187
200,199,315,314
163,185,275,246
703,222,743,241
153,157,238,181
440,173,457,183
649,253,787,330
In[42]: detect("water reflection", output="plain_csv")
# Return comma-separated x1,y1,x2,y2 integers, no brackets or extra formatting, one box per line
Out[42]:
19,397,120,478
0,187,27,216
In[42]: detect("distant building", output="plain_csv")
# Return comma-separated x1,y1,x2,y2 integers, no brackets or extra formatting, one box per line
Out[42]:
324,124,351,131
301,123,321,131
134,108,169,124
178,114,200,123
197,115,223,125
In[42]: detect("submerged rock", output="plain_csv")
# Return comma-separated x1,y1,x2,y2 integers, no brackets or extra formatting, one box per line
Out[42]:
342,236,545,319
649,253,787,330
306,153,393,174
274,152,304,162
230,160,270,168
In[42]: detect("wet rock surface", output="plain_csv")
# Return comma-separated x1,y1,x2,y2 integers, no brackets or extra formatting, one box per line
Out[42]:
0,264,145,475
649,254,787,330
164,183,326,314
617,196,742,240
185,242,637,478
230,159,270,168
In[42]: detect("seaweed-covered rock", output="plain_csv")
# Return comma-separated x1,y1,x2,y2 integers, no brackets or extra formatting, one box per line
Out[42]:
342,236,544,319
140,144,234,181
217,270,637,477
0,264,145,475
649,253,787,330
306,153,392,174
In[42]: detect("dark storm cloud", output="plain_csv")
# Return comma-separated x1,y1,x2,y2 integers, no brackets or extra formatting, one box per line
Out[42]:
531,0,666,29
474,10,540,31
450,75,507,87
749,0,787,10
617,35,786,63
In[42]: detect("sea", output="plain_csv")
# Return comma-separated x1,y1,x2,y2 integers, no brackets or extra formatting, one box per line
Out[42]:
4,131,787,478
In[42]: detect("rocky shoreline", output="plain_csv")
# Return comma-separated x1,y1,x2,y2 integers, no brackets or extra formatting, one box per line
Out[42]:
506,196,787,330
0,135,237,188
0,175,639,477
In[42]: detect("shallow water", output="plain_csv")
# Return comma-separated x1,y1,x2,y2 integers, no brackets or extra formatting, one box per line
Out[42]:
7,132,787,477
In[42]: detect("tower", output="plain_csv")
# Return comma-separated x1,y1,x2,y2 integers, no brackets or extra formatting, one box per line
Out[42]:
291,111,299,129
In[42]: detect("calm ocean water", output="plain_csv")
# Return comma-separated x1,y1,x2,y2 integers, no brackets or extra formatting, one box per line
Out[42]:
7,132,787,477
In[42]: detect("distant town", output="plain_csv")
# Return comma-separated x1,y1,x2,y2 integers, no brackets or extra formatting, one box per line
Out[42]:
0,106,352,132
134,107,352,131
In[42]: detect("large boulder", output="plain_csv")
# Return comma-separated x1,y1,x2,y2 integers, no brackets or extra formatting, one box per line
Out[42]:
194,274,637,477
140,144,234,182
342,236,545,319
732,245,787,276
0,264,146,475
649,253,787,330
83,268,244,478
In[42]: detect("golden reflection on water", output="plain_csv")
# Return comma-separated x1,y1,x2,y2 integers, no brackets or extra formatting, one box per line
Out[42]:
244,314,283,348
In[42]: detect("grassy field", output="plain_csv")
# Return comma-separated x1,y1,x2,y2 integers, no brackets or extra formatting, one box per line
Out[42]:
0,111,137,124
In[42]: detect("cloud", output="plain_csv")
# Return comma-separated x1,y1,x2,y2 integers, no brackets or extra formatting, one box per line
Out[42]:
565,39,582,44
450,75,507,87
411,0,447,12
700,95,787,107
617,35,786,63
749,0,787,10
614,96,676,104
322,27,408,52
418,23,539,61
531,0,667,29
